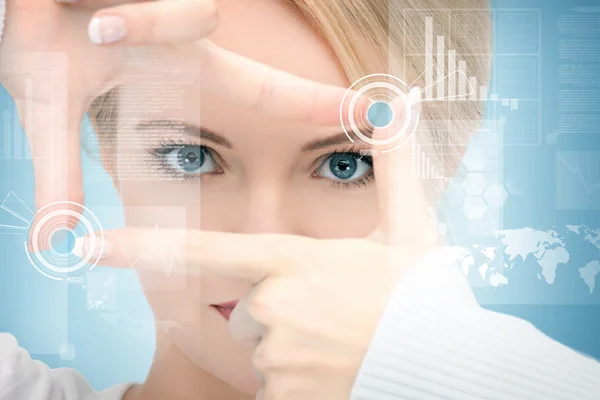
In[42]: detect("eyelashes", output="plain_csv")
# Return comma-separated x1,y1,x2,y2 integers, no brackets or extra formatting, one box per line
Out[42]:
147,139,375,189
312,147,374,189
147,138,222,182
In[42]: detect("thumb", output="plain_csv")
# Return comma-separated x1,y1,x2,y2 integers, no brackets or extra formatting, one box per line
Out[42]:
13,53,86,251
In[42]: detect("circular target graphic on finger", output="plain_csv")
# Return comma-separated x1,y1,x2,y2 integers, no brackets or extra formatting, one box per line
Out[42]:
25,201,104,281
340,74,420,151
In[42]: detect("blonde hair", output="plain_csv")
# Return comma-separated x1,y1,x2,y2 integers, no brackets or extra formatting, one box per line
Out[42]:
88,0,492,191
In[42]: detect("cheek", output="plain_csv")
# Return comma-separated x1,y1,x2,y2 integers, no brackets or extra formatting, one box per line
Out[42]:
197,186,379,237
294,187,379,238
118,181,202,229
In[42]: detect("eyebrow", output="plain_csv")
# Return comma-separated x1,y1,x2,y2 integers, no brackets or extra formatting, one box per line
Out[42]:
135,119,233,149
301,128,374,152
135,119,372,152
301,133,354,152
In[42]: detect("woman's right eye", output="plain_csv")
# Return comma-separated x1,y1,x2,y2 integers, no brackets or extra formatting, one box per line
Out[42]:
149,142,222,180
165,145,218,175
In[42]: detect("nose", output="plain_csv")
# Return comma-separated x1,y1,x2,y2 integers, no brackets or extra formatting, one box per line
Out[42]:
237,183,294,235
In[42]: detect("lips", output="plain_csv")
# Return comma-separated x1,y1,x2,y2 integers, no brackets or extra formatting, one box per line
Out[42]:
210,300,239,321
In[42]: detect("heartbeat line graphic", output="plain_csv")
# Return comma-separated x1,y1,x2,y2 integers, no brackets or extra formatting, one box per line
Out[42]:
558,155,600,195
112,225,184,277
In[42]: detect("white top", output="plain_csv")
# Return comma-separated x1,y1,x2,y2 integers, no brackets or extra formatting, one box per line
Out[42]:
0,333,130,400
351,247,600,399
0,4,599,397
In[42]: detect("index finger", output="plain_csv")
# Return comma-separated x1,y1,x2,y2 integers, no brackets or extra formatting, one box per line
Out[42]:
194,40,360,127
120,41,359,127
72,228,312,283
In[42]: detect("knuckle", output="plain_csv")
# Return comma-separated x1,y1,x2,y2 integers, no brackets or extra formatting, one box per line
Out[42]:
284,348,328,371
131,8,159,43
150,12,174,44
263,380,300,400
303,82,321,125
252,339,280,371
248,283,279,322
254,70,277,112
202,1,220,28
187,1,219,38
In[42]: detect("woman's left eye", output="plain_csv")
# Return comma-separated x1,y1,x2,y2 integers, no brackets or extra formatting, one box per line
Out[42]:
315,152,374,185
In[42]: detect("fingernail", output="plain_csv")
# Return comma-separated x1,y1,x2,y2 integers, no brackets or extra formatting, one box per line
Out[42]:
355,98,374,129
55,0,78,3
72,236,87,259
410,86,422,102
362,98,375,119
73,236,109,260
88,15,128,45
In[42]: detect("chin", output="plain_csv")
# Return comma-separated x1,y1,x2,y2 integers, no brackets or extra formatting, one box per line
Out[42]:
232,377,261,395
215,364,262,395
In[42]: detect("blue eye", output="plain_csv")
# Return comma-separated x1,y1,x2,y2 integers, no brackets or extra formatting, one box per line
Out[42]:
316,152,373,182
162,145,218,175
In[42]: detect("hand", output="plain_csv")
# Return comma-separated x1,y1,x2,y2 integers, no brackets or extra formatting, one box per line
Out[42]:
73,88,436,399
1,0,354,245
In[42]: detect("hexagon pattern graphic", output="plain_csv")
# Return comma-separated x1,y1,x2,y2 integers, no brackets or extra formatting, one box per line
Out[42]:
462,196,488,220
484,184,509,208
462,173,488,196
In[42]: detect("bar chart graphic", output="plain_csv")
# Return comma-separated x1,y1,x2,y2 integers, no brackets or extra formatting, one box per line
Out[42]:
412,138,452,181
403,9,541,145
419,16,483,102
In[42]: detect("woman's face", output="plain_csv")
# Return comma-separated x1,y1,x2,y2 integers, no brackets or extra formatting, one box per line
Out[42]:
106,0,380,394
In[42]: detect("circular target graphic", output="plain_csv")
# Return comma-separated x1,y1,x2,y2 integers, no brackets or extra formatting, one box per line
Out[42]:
340,74,420,151
25,201,104,281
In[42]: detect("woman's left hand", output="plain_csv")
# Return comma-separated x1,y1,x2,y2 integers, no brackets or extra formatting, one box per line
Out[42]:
76,88,436,400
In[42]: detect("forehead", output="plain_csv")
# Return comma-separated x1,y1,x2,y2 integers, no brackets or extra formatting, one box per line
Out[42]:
212,0,348,87
119,0,351,149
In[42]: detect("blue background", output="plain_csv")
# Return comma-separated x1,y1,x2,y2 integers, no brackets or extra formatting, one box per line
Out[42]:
484,0,600,362
1,0,599,390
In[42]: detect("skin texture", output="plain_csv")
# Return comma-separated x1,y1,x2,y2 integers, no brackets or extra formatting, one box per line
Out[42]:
100,0,406,398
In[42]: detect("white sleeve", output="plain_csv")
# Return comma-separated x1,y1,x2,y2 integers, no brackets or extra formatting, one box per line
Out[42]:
351,247,600,400
0,334,131,400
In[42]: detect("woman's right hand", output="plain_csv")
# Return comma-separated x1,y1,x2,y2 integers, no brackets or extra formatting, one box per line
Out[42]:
0,0,351,242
